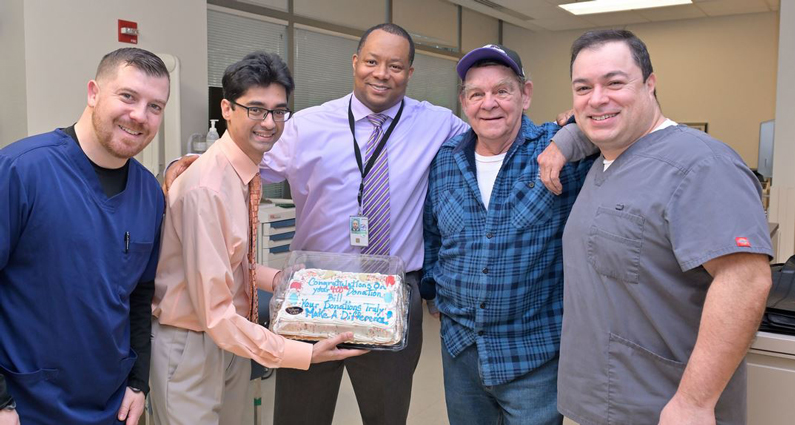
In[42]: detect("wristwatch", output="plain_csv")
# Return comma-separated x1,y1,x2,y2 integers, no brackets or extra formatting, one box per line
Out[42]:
1,399,16,411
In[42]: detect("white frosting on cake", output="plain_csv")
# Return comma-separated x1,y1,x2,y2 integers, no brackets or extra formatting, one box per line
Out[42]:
271,268,407,346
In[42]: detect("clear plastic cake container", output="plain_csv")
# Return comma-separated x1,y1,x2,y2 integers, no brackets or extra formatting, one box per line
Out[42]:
269,250,409,351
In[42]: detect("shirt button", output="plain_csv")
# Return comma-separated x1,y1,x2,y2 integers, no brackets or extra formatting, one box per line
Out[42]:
486,232,494,239
478,330,484,336
480,302,486,309
482,267,489,274
527,181,535,188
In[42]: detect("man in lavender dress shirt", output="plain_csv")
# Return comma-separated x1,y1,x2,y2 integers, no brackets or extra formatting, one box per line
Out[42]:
260,23,469,424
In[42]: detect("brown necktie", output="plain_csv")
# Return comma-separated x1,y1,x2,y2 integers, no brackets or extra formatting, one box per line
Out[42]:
248,174,262,323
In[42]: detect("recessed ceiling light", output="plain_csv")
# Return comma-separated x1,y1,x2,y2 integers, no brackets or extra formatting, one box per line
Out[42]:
559,0,692,15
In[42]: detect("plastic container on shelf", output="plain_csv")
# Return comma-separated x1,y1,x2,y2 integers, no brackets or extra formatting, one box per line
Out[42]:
269,250,409,351
187,132,206,154
206,119,220,149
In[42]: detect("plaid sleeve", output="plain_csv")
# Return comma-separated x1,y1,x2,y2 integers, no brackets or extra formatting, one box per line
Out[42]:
421,160,442,300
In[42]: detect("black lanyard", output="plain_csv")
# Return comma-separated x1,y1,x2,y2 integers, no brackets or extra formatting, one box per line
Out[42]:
348,97,404,208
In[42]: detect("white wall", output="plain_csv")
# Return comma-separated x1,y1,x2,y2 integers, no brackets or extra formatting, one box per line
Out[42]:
0,0,28,147
769,0,795,261
504,12,779,166
15,0,207,154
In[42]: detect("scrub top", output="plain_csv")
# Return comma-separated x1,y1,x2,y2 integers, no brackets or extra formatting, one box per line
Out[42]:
0,129,164,424
557,125,772,425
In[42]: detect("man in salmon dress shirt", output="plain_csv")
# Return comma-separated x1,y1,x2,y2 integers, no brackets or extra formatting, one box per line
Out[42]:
149,51,366,425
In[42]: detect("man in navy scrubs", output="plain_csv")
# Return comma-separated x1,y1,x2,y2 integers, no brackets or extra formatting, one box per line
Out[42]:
0,48,170,425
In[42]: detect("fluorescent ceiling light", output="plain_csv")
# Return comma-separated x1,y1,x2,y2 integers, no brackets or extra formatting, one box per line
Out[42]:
559,0,692,15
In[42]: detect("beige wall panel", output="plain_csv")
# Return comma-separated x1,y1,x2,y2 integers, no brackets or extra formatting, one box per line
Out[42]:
394,0,458,48
503,24,580,127
294,0,384,31
772,0,795,188
505,12,779,166
770,0,795,260
462,8,499,53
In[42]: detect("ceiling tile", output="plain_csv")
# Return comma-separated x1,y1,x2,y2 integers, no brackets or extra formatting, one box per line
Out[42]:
635,4,708,21
470,0,779,32
493,0,573,19
579,10,651,27
531,15,604,31
694,0,770,16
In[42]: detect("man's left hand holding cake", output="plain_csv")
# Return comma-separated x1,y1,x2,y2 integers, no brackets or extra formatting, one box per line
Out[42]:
151,52,367,424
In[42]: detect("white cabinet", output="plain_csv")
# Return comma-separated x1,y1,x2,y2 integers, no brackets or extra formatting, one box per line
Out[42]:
747,331,795,424
257,199,296,270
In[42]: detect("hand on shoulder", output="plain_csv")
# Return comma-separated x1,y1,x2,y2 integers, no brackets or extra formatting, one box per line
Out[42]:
162,155,200,195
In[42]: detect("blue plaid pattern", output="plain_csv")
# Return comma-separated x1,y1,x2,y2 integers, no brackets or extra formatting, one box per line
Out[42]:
422,116,593,386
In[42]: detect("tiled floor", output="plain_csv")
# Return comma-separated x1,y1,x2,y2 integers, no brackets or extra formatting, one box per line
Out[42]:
252,309,579,425
256,308,448,425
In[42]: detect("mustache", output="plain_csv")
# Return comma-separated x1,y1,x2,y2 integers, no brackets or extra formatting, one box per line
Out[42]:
116,121,147,133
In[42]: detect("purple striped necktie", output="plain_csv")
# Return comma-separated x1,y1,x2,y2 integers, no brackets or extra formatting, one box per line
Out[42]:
362,113,390,256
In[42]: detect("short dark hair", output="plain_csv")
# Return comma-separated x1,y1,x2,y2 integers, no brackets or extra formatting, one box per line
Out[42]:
357,23,415,65
222,51,294,103
96,47,170,82
570,29,654,82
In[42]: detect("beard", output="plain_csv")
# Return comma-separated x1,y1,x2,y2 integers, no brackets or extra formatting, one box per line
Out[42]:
91,110,154,161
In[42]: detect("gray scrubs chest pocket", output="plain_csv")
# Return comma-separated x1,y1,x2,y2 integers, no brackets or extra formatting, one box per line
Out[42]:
587,206,645,284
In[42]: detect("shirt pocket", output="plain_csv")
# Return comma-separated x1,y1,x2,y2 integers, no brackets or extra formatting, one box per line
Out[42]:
607,333,684,422
121,241,154,295
436,189,466,236
510,177,554,229
587,207,644,284
0,363,59,385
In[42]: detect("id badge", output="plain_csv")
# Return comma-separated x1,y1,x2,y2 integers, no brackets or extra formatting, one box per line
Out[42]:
350,215,369,247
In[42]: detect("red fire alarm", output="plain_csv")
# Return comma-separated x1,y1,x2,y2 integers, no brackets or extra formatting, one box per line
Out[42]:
118,20,138,44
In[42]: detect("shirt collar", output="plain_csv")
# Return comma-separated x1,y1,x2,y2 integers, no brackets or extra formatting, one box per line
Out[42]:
350,92,403,123
217,131,260,185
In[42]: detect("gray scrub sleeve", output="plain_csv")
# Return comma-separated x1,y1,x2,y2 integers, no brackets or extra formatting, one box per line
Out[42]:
665,154,773,271
551,123,599,162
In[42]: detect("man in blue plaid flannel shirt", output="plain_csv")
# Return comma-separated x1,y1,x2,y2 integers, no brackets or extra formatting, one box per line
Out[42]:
421,44,593,425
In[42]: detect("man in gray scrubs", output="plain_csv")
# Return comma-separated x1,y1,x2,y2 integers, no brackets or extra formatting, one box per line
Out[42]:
538,29,772,425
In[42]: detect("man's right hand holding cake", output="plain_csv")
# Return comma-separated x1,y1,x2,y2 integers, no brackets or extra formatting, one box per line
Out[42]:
149,52,367,424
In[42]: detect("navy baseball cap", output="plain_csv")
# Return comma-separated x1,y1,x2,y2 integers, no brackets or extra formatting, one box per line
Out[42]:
456,44,525,80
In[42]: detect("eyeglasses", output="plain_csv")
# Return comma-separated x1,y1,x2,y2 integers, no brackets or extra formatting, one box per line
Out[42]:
230,100,292,122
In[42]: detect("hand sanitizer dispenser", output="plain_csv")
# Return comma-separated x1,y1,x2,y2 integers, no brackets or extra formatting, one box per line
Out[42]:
206,119,220,149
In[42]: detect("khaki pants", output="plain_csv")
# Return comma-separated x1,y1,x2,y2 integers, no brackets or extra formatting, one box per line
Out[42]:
150,320,251,425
